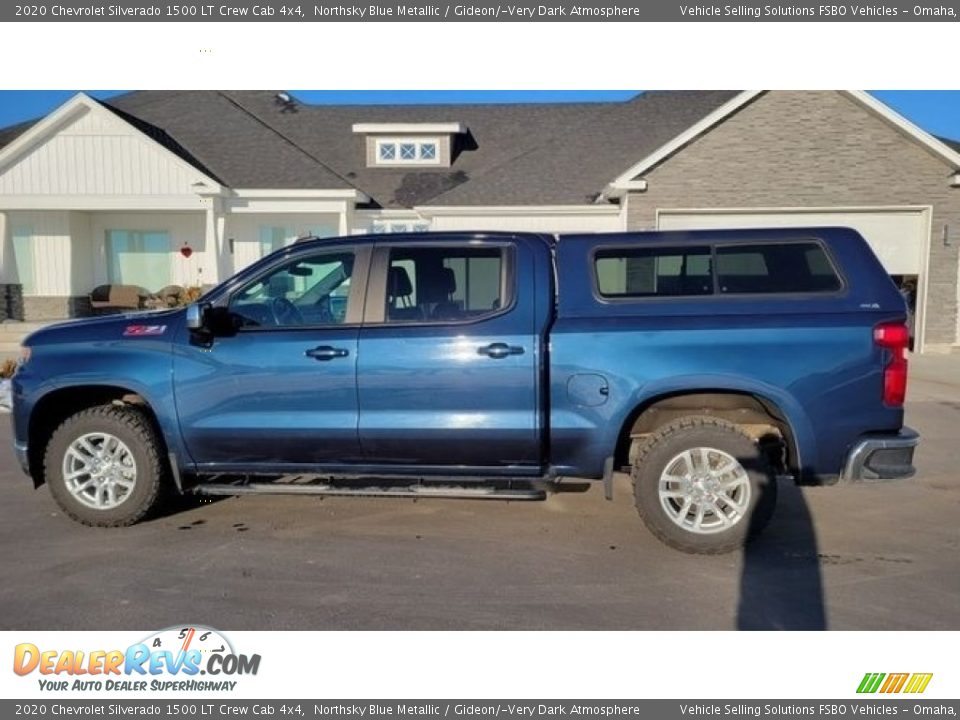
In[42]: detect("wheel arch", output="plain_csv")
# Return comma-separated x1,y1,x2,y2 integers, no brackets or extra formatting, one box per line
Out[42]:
613,387,808,477
27,384,169,488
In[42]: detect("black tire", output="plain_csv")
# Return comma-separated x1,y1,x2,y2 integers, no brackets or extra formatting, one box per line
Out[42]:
631,415,778,555
44,404,167,527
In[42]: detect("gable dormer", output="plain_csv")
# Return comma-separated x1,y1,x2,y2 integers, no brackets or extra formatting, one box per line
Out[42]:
352,122,467,168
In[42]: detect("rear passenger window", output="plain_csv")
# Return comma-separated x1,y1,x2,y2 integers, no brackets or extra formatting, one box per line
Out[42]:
595,246,713,298
716,242,841,294
385,246,507,323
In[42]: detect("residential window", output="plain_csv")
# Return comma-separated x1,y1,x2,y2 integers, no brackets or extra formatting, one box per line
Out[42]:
229,251,355,328
716,242,842,294
595,246,713,298
384,246,506,323
259,226,290,257
306,225,337,240
371,220,431,234
373,138,442,165
379,143,396,161
11,226,36,295
105,230,170,292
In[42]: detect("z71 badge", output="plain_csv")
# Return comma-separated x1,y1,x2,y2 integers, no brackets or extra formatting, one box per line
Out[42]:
123,325,167,337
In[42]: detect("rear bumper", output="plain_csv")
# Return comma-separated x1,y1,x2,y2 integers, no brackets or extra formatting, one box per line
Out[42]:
841,427,919,482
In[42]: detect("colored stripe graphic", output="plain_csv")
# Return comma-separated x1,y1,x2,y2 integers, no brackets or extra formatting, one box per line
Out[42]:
881,673,909,693
858,672,932,694
904,673,934,694
858,673,885,693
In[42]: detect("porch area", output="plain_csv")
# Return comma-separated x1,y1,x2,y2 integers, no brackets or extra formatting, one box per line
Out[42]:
0,209,342,321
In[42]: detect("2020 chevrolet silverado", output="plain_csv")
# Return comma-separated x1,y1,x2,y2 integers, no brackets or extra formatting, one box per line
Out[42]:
11,228,918,553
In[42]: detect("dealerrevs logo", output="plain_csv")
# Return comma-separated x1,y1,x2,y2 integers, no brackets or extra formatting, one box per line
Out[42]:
13,625,261,692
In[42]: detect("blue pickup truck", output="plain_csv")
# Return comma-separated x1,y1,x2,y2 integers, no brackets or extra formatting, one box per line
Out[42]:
10,228,918,553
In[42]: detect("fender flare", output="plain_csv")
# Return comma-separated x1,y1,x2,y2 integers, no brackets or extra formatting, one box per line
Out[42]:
619,373,817,474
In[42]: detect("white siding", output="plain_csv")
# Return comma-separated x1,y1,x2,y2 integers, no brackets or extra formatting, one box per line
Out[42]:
3,211,74,295
0,212,7,283
68,211,93,294
429,211,624,233
0,104,208,198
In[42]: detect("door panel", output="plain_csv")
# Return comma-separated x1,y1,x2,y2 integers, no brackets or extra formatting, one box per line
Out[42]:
175,328,360,466
174,246,367,468
357,241,541,469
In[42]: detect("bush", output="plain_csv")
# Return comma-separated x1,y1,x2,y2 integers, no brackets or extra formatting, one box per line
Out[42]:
143,285,203,310
176,286,204,306
0,358,16,379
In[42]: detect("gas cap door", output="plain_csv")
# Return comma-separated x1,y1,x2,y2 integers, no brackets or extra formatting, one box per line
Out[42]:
567,373,610,407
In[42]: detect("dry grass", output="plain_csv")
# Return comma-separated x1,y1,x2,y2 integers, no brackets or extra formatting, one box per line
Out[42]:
177,286,204,305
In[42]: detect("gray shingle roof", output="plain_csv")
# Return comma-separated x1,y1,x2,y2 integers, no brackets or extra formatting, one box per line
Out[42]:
0,90,740,206
224,90,739,206
422,90,740,206
0,118,34,150
104,91,356,190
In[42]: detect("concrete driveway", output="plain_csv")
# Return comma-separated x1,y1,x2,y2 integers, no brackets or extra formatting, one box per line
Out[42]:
0,359,958,630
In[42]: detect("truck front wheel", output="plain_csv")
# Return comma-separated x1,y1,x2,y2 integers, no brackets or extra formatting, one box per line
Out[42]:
631,416,777,554
44,405,167,527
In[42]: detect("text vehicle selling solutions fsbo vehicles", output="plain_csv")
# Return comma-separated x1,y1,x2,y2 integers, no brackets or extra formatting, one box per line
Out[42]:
10,228,919,553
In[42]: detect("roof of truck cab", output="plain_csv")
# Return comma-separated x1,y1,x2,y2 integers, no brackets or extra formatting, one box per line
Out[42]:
295,231,556,247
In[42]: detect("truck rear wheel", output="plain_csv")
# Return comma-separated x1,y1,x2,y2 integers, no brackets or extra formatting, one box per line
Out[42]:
44,404,167,527
631,416,777,554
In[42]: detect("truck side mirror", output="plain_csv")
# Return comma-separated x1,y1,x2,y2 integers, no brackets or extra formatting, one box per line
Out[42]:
185,302,209,330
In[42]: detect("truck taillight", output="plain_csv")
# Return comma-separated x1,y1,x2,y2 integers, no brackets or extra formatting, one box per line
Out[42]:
874,322,909,406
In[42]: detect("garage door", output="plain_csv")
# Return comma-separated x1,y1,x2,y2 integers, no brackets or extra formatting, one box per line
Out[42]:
656,208,927,275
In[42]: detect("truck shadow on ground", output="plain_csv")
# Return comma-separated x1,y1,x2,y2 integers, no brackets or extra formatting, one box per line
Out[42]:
738,478,826,630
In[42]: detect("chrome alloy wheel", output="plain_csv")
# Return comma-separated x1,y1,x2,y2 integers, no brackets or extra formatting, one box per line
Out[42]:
658,446,751,535
61,432,138,510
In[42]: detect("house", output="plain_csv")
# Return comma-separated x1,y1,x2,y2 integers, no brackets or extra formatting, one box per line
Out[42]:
0,90,958,352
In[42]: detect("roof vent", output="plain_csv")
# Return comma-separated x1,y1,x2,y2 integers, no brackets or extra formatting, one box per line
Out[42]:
274,92,297,113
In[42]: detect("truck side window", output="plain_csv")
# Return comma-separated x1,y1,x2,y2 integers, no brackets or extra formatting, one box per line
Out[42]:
595,246,713,298
384,246,506,323
716,242,842,294
229,251,355,328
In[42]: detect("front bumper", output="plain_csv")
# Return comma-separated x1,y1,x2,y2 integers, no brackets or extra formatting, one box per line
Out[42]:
841,427,919,482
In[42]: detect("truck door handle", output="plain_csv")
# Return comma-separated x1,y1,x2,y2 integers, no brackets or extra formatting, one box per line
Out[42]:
477,343,525,359
305,345,349,361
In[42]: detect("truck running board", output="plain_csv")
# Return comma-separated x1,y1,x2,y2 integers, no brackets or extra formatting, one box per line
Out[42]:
190,476,548,501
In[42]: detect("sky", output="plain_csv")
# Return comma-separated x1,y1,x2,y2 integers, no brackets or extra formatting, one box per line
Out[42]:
0,90,958,141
